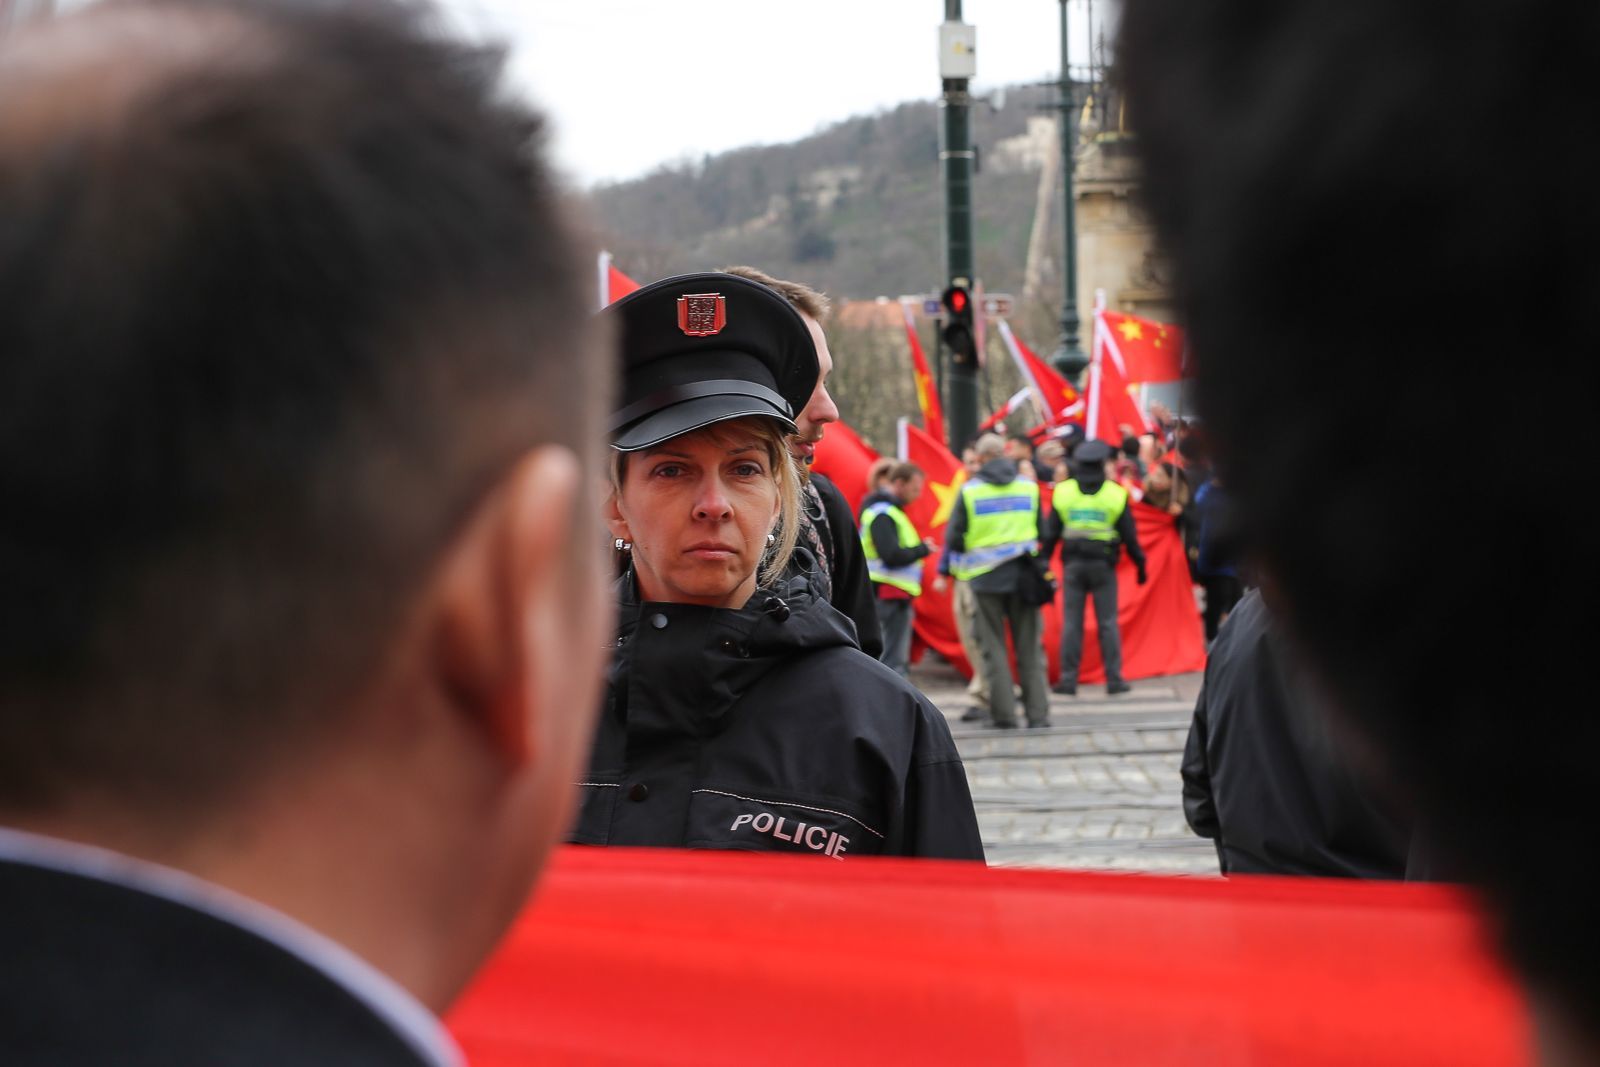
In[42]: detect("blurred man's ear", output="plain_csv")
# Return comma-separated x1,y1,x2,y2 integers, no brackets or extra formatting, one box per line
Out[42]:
434,446,606,774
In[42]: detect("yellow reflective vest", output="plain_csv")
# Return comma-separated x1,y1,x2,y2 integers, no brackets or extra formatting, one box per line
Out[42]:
1052,479,1130,543
860,501,923,596
948,478,1039,581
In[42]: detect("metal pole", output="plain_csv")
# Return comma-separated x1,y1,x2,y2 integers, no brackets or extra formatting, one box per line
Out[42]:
941,0,978,451
1050,0,1089,381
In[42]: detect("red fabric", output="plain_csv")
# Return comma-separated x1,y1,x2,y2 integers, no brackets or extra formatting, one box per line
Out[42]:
898,421,971,675
810,419,879,516
902,305,946,446
1039,500,1207,684
1100,309,1186,383
820,423,1207,684
1089,340,1153,443
448,848,1530,1067
606,263,640,304
1000,322,1083,427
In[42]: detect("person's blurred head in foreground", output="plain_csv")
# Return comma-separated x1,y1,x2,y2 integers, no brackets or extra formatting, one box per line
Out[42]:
0,0,610,1010
1120,0,1598,1059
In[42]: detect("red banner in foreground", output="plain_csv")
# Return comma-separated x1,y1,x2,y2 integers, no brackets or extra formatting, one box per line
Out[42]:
448,848,1528,1066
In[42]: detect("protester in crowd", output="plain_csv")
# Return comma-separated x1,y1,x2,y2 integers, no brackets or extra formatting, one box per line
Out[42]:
945,445,993,723
1119,434,1147,481
579,273,984,860
1111,439,1144,490
722,265,882,660
859,463,934,677
1035,439,1068,485
0,3,610,1062
944,433,1051,729
1183,591,1410,877
1044,440,1148,697
867,456,897,498
1122,0,1598,1059
1141,459,1189,522
1004,432,1039,481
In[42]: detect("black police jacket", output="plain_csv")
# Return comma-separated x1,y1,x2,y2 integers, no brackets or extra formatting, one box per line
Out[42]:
1181,591,1409,877
572,573,985,861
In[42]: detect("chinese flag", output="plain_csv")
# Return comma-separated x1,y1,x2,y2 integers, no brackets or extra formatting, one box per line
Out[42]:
997,321,1082,426
902,304,946,446
1089,323,1153,442
809,419,880,516
1099,309,1186,383
896,419,971,672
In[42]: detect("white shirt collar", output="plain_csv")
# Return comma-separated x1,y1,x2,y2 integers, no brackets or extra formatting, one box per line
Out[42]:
0,825,463,1067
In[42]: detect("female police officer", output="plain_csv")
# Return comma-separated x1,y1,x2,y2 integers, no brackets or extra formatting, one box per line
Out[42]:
571,273,983,861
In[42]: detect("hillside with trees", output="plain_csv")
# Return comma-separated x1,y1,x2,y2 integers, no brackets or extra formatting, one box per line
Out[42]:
587,86,1071,452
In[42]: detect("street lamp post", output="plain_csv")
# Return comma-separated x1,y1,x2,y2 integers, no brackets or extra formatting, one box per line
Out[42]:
938,1,979,451
1050,0,1090,381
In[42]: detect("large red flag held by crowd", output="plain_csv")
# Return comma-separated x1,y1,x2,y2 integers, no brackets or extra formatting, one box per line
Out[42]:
901,302,946,445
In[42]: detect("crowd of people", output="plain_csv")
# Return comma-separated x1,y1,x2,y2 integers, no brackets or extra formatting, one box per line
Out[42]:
0,0,1593,1063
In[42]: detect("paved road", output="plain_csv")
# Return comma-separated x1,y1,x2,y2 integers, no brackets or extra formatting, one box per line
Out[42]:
909,659,1220,876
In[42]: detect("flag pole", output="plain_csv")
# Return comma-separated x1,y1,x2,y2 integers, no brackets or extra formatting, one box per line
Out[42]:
1086,298,1105,441
596,250,611,311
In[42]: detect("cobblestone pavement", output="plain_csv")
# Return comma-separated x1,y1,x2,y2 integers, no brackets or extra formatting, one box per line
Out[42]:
909,658,1219,876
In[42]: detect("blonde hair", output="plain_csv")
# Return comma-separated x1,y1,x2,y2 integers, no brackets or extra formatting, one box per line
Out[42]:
611,417,800,590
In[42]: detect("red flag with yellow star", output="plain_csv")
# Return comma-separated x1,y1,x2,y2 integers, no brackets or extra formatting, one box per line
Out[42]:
896,419,971,671
902,303,946,445
809,418,880,515
997,320,1083,426
1099,309,1186,383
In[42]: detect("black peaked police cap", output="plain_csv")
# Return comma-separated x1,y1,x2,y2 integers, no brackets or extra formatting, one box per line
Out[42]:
603,272,820,452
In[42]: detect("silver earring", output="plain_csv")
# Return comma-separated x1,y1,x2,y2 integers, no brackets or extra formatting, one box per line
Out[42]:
767,532,776,547
614,537,632,552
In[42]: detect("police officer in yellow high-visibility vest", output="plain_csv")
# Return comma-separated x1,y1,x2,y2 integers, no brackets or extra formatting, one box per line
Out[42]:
941,434,1052,728
860,462,933,676
1045,439,1148,696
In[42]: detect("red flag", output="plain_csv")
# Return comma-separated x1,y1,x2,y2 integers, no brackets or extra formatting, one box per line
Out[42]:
896,419,971,674
977,388,1032,435
1099,309,1186,383
1038,500,1207,684
809,419,880,516
599,250,641,308
902,304,945,445
1089,317,1153,442
997,321,1082,426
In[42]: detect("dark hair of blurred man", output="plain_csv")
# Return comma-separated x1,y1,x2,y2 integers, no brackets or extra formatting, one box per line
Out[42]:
0,2,610,1063
1120,1,1598,1061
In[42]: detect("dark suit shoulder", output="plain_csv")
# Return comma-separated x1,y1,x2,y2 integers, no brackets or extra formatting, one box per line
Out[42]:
0,860,435,1067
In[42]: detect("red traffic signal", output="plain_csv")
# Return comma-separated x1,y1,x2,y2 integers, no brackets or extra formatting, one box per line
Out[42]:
940,285,977,364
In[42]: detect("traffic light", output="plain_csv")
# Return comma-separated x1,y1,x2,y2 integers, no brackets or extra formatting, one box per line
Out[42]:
940,284,977,365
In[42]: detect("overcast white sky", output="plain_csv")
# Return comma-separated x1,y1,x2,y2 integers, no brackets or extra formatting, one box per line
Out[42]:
441,1,1114,188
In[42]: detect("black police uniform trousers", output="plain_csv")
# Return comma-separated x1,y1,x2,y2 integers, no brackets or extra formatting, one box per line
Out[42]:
1059,556,1124,687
